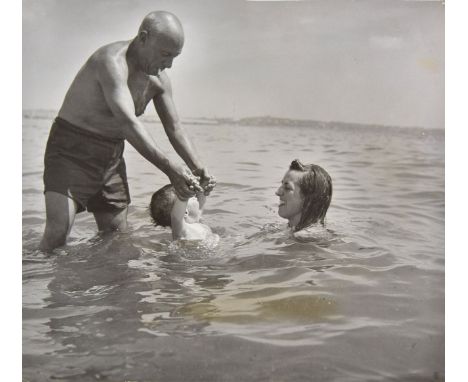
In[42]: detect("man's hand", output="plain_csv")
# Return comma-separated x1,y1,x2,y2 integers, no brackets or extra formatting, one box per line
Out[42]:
193,168,216,195
168,164,203,200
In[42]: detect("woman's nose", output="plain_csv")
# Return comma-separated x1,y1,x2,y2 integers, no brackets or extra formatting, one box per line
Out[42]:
275,187,282,196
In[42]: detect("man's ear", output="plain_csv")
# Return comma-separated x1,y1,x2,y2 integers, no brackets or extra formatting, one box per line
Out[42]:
138,30,148,44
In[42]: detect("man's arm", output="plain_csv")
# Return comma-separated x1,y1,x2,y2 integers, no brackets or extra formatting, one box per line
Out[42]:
95,57,198,199
153,74,216,194
153,73,203,171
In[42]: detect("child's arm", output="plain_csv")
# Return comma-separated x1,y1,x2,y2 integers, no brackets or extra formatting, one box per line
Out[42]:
196,191,206,211
170,197,188,240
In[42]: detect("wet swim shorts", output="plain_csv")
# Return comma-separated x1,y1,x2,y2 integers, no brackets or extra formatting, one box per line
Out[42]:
43,117,131,213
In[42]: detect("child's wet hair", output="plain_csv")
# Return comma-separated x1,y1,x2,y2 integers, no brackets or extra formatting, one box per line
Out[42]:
150,184,177,227
289,159,333,231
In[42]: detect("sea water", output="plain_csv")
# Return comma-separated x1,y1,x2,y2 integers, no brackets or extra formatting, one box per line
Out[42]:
23,115,444,381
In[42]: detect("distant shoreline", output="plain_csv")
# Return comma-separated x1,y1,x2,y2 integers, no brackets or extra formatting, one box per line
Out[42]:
22,109,443,131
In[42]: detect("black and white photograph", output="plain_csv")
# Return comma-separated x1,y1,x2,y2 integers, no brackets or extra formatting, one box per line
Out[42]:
21,0,445,381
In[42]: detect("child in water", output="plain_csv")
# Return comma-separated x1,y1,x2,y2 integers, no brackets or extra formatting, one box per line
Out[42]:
150,183,213,241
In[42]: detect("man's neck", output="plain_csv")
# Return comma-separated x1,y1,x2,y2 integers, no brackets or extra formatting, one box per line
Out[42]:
126,39,144,74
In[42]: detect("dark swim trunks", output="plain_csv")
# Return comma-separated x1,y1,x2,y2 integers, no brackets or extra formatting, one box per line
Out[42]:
43,117,131,213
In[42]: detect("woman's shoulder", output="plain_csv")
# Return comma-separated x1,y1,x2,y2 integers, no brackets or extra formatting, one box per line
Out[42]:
292,225,336,242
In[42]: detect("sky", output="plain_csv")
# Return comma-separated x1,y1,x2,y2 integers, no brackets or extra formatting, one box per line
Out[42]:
22,0,444,128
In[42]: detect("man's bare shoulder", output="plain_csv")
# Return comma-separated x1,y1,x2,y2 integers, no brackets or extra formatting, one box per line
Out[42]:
87,41,130,72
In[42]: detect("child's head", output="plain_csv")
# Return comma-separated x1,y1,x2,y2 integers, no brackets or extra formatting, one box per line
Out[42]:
150,184,202,227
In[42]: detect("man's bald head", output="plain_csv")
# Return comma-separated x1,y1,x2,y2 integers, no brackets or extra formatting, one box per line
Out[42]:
138,11,184,47
132,11,184,76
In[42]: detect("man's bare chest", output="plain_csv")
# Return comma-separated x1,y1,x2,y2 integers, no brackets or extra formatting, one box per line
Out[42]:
127,75,160,116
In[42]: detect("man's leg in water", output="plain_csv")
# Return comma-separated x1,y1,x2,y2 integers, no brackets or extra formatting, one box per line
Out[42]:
40,191,78,251
93,208,128,232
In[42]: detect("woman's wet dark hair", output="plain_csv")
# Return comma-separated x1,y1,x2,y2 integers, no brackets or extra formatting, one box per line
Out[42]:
289,159,332,231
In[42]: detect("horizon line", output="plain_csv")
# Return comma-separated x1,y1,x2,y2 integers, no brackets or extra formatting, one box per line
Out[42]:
21,108,444,130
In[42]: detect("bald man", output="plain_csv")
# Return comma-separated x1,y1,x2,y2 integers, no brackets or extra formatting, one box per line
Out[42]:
40,11,215,251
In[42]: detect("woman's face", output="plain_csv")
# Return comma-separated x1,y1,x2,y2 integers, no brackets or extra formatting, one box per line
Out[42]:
275,170,304,227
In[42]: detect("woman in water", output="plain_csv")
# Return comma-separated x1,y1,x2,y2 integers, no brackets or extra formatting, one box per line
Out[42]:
275,159,332,233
